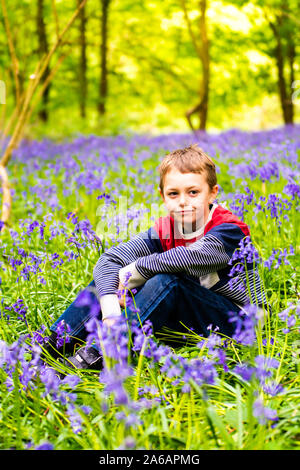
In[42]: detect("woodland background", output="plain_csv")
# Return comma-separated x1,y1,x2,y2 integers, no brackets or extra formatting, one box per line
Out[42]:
0,0,299,139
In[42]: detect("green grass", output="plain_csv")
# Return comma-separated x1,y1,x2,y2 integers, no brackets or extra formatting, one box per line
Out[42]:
0,132,299,451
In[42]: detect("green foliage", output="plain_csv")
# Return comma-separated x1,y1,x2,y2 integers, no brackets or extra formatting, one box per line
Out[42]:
0,0,299,137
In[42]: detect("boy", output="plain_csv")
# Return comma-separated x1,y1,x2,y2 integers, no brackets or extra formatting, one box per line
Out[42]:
45,144,269,370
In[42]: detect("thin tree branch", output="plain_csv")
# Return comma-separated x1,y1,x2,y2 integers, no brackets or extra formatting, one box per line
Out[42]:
0,0,88,230
179,0,203,61
51,0,60,39
0,0,88,168
26,53,67,125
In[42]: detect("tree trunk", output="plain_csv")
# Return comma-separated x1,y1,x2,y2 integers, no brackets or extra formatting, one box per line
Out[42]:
274,42,294,125
274,33,291,124
286,31,296,124
78,0,87,118
37,0,51,122
98,0,110,115
267,2,295,125
182,0,210,132
198,0,209,130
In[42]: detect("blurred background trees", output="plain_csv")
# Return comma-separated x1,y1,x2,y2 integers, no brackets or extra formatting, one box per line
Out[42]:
0,0,299,138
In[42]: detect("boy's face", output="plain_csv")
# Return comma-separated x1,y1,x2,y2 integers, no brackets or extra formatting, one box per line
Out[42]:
159,168,218,232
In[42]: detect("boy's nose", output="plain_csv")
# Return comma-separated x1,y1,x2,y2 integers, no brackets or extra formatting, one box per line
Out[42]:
179,194,189,207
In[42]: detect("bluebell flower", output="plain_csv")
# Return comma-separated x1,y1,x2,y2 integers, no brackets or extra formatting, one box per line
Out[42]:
253,397,278,425
40,367,60,398
263,381,284,396
62,374,81,388
35,442,54,450
66,403,83,434
229,304,259,346
118,437,136,450
233,364,256,382
284,182,300,200
55,320,71,349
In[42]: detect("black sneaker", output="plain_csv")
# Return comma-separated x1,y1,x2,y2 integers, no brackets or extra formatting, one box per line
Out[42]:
41,331,61,360
41,331,74,360
66,346,103,371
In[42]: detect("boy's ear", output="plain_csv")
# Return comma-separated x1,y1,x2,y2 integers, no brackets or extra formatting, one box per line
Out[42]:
210,184,219,203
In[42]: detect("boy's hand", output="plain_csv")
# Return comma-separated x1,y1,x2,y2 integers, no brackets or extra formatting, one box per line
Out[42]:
103,317,119,329
118,281,126,307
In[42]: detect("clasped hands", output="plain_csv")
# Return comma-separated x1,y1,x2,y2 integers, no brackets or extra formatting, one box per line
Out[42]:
118,281,126,308
102,281,126,329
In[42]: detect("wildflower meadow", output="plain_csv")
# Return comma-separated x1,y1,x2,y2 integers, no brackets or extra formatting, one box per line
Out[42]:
0,125,299,452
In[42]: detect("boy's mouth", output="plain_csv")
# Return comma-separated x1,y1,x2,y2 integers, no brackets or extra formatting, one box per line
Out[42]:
174,209,194,214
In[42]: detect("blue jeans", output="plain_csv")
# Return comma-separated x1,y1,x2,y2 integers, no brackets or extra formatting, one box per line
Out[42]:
50,273,240,346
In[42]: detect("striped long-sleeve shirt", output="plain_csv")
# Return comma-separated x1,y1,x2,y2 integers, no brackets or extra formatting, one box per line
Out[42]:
93,203,269,319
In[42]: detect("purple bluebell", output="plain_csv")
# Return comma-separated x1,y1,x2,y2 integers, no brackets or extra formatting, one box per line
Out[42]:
253,397,278,425
263,381,284,396
39,367,61,398
228,304,260,346
55,320,72,349
66,403,83,434
35,442,54,450
284,182,300,200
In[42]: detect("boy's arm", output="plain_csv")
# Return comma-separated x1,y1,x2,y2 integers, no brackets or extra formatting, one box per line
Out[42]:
93,228,162,320
124,224,245,282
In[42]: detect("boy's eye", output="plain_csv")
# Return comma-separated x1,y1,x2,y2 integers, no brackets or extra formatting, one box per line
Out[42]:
168,190,199,196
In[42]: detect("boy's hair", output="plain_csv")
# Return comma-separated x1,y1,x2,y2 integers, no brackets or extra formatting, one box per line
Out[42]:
158,144,217,194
